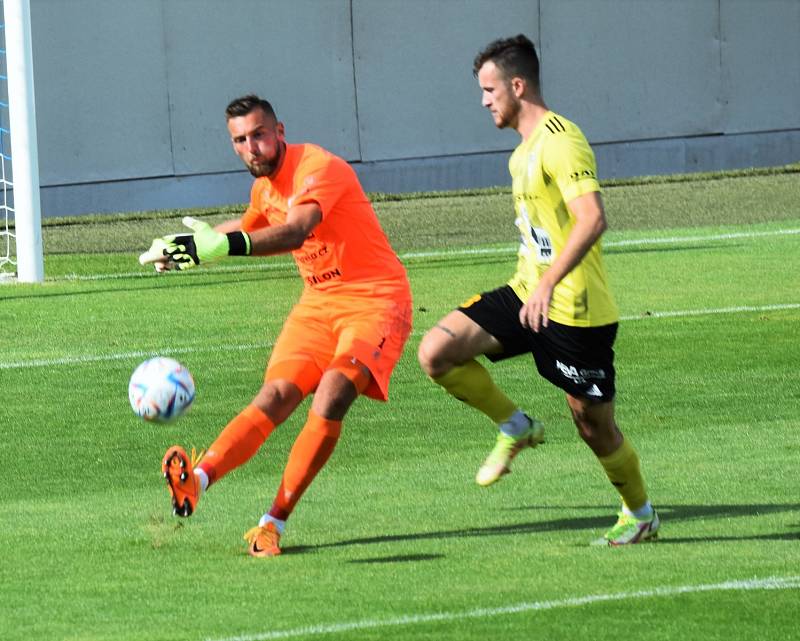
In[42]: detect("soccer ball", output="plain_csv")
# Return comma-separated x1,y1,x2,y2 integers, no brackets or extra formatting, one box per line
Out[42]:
128,357,195,423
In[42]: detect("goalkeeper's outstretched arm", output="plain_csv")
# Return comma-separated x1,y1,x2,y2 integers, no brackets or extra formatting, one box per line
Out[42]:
139,203,322,271
214,217,244,234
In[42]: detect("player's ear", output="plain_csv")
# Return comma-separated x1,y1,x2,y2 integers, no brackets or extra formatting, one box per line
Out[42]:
511,76,526,99
275,121,286,140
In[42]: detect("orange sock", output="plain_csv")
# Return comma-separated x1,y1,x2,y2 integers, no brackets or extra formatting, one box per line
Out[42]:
269,410,342,521
198,404,276,485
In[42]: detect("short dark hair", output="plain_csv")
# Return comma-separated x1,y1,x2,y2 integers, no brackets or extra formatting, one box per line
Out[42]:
225,94,277,121
473,34,540,90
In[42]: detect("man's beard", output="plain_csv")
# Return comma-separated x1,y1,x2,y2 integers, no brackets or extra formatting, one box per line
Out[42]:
246,142,285,177
247,160,277,177
494,102,520,130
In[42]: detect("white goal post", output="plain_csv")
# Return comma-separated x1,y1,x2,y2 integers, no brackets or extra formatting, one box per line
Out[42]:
2,0,42,283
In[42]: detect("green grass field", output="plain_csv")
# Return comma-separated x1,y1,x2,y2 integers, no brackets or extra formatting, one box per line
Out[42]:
1,167,799,641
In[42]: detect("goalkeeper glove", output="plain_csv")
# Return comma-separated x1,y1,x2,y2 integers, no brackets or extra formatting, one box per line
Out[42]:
139,216,251,271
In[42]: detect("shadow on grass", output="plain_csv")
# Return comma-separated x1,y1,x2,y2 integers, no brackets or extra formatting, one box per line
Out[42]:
604,243,739,257
347,553,445,564
281,503,800,556
506,503,800,520
657,532,799,544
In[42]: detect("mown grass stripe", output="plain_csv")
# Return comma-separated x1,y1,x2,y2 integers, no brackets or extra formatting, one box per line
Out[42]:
2,302,797,371
29,226,800,284
205,575,800,641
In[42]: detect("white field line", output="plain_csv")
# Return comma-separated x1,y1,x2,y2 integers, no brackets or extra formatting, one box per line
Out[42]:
1,302,798,371
0,342,274,370
620,302,800,322
604,227,800,247
44,226,800,282
204,575,800,641
3,227,797,371
402,227,800,259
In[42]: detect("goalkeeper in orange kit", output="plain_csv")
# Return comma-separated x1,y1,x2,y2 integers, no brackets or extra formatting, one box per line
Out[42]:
140,95,412,557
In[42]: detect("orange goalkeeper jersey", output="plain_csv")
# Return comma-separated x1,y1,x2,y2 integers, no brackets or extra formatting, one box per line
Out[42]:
240,143,408,296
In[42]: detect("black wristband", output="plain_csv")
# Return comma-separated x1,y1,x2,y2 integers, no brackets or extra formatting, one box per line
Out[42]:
226,231,252,256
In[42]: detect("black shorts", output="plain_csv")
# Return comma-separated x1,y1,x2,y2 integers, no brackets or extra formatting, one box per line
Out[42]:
457,285,618,402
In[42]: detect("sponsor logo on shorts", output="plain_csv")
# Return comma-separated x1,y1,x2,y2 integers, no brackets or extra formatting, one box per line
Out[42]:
555,360,606,385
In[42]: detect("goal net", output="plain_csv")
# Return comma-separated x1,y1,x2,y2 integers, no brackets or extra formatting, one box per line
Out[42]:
1,0,42,283
0,13,14,279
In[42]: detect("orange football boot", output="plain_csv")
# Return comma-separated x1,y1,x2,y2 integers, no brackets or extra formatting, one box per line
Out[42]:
162,445,203,517
243,522,282,557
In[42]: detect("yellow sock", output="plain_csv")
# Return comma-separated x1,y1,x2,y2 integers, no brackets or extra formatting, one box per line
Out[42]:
433,360,517,424
597,438,648,511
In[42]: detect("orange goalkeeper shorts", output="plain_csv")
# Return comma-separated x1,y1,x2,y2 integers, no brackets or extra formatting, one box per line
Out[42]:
266,285,413,401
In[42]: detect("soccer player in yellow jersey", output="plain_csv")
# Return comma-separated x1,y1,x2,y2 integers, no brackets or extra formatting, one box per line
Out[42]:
418,35,659,545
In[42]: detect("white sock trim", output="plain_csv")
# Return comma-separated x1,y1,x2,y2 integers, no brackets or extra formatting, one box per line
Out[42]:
624,501,653,520
194,468,208,494
258,514,286,534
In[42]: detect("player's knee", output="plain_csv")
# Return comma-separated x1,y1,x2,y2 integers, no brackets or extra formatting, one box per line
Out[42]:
253,380,303,425
312,369,360,420
417,339,433,374
417,331,449,378
568,401,621,454
572,417,595,444
570,403,598,433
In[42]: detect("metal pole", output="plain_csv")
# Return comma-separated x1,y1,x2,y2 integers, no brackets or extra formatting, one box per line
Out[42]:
4,0,42,282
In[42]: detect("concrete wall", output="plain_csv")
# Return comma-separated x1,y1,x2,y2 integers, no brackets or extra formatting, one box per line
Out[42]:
16,0,800,217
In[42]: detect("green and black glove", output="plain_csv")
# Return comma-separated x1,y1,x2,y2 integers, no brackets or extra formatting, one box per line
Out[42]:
139,217,251,271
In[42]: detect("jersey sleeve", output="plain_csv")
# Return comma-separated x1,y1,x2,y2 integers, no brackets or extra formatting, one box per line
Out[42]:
239,180,271,232
542,129,601,204
289,151,350,219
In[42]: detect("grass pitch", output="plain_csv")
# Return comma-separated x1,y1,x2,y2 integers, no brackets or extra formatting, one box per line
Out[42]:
1,167,799,641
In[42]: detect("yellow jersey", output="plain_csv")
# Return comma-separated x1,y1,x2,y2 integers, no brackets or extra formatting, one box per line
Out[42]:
507,111,618,327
